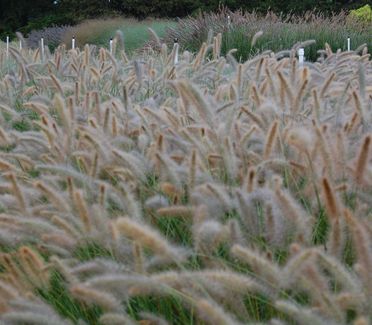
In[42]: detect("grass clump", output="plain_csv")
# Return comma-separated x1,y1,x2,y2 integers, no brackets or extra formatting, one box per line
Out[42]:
38,271,103,324
166,8,372,61
0,23,371,325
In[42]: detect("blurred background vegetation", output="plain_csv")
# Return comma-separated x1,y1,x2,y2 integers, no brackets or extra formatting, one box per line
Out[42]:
1,0,371,40
1,0,371,63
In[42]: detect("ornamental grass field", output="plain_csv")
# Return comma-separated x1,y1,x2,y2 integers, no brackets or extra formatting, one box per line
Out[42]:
0,32,371,325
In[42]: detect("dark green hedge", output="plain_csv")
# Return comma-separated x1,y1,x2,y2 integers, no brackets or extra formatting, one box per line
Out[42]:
0,0,370,40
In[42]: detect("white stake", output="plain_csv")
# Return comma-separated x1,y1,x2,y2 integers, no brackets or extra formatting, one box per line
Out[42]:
109,38,113,54
72,36,76,50
6,36,9,58
41,38,45,61
173,38,179,65
19,40,22,51
227,15,231,28
347,37,350,51
298,48,304,67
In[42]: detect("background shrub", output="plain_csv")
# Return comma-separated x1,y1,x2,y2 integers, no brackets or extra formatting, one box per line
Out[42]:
26,25,72,50
349,4,372,22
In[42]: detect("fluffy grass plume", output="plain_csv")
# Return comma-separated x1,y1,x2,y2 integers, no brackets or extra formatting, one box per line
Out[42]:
0,24,371,325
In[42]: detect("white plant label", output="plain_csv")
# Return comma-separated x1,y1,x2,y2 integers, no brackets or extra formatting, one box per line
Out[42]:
173,40,179,65
298,48,304,66
6,36,9,57
41,38,45,60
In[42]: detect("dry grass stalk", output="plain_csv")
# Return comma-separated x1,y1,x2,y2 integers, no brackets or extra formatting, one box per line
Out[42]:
354,135,371,185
